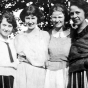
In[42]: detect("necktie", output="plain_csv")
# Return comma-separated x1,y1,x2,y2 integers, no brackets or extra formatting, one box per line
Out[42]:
5,42,14,62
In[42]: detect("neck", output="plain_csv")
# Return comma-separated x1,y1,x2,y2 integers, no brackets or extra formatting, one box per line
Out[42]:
54,27,63,32
0,35,8,41
25,26,40,35
77,20,88,33
26,28,34,33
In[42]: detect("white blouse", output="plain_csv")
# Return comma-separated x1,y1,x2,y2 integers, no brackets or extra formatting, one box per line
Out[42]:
0,37,18,77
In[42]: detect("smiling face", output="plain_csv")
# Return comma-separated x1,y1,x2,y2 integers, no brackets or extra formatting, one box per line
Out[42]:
51,11,65,29
25,15,38,30
70,5,85,26
0,17,13,39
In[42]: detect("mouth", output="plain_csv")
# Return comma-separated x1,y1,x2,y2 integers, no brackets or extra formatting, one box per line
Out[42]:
3,29,10,34
54,22,61,26
3,30,8,32
73,18,79,23
28,23,34,26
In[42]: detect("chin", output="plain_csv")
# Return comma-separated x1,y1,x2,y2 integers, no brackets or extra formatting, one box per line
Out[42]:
55,26,62,28
73,21,80,25
2,35,8,39
28,27,34,30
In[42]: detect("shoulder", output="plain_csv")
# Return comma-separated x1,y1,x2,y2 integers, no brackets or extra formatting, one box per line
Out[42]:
40,30,50,40
14,33,26,45
64,28,71,38
15,33,25,40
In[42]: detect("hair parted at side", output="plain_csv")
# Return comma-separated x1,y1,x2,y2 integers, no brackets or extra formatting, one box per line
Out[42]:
49,3,69,22
20,5,44,23
0,10,17,33
70,0,88,18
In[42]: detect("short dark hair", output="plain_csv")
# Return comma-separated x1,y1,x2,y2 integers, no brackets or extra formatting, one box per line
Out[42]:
0,10,17,33
49,3,69,22
20,5,44,23
70,0,88,18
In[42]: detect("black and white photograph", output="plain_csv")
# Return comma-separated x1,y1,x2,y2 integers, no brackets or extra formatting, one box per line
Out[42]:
0,0,88,88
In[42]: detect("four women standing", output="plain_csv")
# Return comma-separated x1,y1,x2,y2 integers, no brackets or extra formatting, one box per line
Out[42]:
0,1,88,88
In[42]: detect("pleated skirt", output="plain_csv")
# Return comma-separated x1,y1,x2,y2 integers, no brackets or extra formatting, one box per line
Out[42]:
67,70,88,88
0,76,14,88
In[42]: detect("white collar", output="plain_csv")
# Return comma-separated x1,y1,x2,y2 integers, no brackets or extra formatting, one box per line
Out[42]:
52,29,70,38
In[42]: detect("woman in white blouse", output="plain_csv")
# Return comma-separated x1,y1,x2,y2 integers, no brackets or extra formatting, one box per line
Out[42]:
14,5,50,88
0,10,18,88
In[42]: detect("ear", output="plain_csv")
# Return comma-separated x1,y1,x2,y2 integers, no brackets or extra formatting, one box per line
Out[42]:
11,28,14,34
50,18,52,22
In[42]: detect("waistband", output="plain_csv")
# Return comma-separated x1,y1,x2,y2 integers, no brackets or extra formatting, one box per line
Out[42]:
23,61,46,69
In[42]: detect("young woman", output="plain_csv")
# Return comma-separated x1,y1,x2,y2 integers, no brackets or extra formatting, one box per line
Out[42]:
68,0,88,88
45,3,71,88
0,10,18,88
14,5,50,88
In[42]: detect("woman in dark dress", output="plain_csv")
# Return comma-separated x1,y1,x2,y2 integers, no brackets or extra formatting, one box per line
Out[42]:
68,0,88,88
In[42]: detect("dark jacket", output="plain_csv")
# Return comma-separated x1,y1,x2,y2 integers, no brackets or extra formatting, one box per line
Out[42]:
68,25,88,72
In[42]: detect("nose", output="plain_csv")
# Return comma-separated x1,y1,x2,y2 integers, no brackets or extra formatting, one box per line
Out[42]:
28,19,33,23
4,26,9,31
73,13,77,18
55,18,60,22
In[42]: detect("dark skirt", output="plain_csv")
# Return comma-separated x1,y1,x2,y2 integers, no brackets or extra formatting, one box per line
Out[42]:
67,70,88,88
0,76,14,88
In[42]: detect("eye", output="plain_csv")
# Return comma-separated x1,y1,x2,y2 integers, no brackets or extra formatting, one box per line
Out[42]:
8,25,13,28
70,12,74,16
2,24,6,26
76,11,80,14
52,16,56,19
26,18,30,19
31,17,35,19
25,17,30,19
58,16,62,18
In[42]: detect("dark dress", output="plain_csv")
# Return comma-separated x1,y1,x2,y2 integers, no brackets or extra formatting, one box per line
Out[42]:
68,25,88,88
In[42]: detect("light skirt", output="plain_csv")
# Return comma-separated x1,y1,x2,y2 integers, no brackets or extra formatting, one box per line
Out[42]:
44,68,69,88
15,62,46,88
67,70,88,88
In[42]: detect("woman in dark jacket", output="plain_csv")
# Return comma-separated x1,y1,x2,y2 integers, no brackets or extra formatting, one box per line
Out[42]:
68,0,88,88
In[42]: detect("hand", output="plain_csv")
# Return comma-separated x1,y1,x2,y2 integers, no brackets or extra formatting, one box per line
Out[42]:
18,55,27,63
11,63,17,70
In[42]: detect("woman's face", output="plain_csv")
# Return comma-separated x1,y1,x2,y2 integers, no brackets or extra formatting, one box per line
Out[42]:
25,15,38,30
0,17,13,39
70,5,85,26
51,11,65,28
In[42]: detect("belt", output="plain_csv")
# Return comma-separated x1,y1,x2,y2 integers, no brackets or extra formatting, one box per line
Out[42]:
23,61,45,69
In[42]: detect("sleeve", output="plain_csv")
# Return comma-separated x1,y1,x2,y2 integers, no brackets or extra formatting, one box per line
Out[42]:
44,31,50,46
43,31,50,61
14,34,25,56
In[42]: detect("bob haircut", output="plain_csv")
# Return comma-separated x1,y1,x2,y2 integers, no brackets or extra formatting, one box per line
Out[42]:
70,0,88,18
49,3,69,22
0,10,17,33
20,5,44,23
